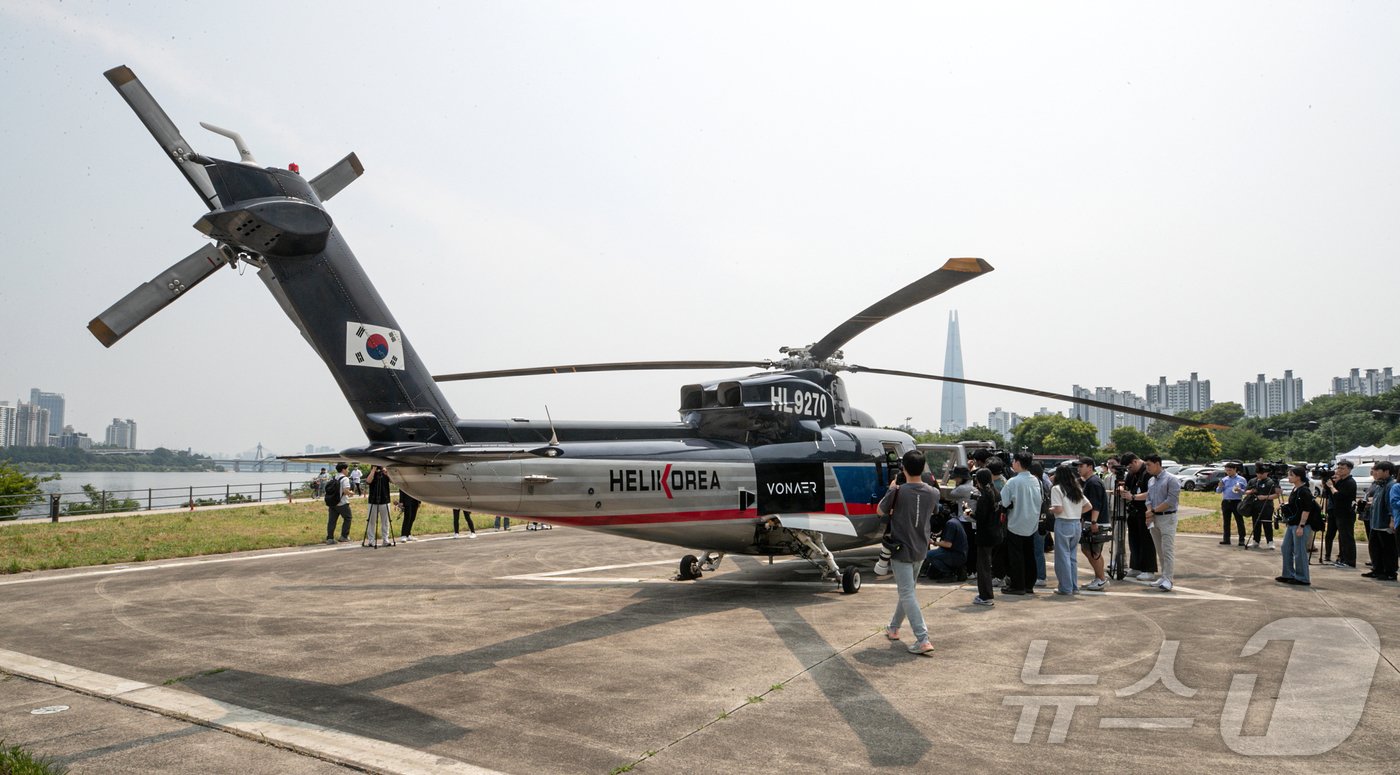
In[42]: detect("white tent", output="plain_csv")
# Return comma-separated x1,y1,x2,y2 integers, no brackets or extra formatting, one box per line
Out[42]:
1336,444,1400,463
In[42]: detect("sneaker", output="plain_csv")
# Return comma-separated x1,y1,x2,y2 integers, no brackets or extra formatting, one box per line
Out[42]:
452,532,460,538
991,577,1005,588
1053,589,1072,595
1219,540,1231,545
1245,539,1258,549
1159,578,1173,592
1085,578,1108,591
336,537,349,543
972,596,995,606
1293,580,1311,586
1034,580,1048,588
908,641,935,656
467,532,478,539
323,538,337,545
1361,571,1379,578
1135,571,1155,581
1275,575,1293,583
872,559,891,577
884,627,900,641
1266,541,1275,550
1334,561,1354,569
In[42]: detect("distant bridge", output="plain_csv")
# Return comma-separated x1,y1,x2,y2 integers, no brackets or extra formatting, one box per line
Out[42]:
208,457,322,473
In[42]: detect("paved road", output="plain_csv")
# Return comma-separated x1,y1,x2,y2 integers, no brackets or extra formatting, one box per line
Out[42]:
1,528,1396,773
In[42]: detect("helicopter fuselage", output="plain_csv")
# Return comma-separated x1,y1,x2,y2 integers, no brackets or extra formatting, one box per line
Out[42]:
389,424,915,555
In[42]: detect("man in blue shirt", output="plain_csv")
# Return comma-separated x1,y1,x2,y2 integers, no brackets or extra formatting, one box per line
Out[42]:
1144,454,1181,592
1216,462,1247,546
1362,461,1396,581
1000,451,1043,595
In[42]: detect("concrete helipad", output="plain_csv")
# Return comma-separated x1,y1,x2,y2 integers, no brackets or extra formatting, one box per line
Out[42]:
1,527,1397,774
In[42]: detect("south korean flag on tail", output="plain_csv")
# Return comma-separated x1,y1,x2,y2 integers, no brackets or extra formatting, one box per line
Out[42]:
345,322,405,370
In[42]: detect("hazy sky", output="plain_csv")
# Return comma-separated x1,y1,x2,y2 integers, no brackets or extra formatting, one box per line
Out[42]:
2,1,1397,456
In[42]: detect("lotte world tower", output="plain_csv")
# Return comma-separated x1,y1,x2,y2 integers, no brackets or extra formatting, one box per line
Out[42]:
939,310,966,434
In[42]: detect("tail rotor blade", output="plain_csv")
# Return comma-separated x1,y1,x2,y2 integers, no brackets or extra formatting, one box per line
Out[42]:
88,244,230,347
434,360,772,382
103,65,221,210
808,258,993,360
846,365,1224,429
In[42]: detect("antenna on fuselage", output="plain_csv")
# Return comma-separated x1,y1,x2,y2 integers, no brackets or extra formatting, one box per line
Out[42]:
199,121,257,164
544,405,559,446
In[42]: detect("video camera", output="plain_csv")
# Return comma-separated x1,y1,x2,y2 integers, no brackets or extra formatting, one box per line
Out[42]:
1310,462,1334,484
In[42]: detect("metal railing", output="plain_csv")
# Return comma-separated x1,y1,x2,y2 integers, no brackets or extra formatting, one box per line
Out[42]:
0,480,320,522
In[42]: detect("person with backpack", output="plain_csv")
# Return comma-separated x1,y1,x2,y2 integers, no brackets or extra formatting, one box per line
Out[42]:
324,462,353,544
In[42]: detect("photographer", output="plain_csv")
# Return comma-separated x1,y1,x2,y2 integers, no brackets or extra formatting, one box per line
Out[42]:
1276,465,1321,585
1243,464,1279,550
922,510,968,582
1362,461,1396,581
1216,462,1247,546
1077,457,1110,591
1116,453,1158,581
1324,460,1357,568
879,450,938,656
364,465,393,548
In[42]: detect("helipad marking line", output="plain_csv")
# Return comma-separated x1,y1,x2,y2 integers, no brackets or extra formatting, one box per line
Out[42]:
501,564,1253,601
0,648,503,775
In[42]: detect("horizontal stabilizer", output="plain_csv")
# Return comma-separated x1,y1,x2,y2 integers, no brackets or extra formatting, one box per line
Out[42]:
88,243,229,347
309,153,364,202
282,442,557,467
771,513,858,537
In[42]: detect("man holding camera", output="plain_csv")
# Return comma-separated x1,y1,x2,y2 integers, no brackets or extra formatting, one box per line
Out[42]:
1078,457,1110,590
1244,464,1279,549
1324,460,1358,568
879,450,938,656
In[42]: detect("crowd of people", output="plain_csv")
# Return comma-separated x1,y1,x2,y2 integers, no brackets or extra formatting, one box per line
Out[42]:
877,447,1400,646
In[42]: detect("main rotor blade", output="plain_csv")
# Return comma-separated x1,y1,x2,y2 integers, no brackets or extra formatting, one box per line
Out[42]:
846,365,1224,429
434,360,772,383
104,65,221,211
88,243,229,348
808,257,993,361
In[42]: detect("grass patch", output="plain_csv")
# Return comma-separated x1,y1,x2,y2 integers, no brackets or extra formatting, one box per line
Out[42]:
0,502,495,575
0,740,68,774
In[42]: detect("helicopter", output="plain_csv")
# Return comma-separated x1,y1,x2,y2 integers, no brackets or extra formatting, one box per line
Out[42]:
89,65,1212,595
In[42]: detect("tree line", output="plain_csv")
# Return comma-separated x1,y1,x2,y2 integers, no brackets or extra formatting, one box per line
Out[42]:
912,386,1400,464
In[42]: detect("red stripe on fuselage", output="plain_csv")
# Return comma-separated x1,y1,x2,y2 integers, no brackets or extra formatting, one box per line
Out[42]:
535,501,875,527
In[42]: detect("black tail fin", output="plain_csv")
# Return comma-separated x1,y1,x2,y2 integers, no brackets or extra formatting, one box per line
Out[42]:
92,66,461,446
199,159,463,446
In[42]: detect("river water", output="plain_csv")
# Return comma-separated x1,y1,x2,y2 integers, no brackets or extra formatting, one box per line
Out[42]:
16,470,325,519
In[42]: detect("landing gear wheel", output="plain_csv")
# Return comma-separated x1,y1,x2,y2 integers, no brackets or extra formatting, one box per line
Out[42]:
679,554,702,581
841,566,861,594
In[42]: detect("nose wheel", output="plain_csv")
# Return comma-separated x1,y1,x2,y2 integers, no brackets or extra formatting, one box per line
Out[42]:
678,554,702,580
841,565,861,594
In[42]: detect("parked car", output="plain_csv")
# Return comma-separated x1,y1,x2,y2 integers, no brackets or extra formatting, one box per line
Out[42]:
1173,465,1208,489
1194,467,1228,492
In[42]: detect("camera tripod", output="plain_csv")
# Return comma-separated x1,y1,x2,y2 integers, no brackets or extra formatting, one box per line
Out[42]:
361,503,397,548
1108,491,1128,581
